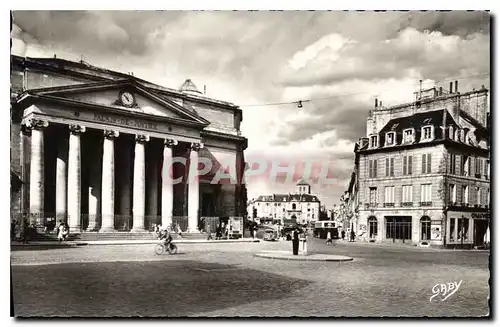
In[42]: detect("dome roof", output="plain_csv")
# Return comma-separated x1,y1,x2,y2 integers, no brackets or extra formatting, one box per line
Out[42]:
296,179,309,186
179,79,202,95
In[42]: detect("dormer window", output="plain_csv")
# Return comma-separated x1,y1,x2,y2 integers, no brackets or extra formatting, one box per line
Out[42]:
385,132,396,146
421,125,434,142
369,135,379,148
403,128,415,144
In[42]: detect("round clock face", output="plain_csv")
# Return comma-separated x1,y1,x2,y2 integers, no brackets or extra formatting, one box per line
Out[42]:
120,92,135,106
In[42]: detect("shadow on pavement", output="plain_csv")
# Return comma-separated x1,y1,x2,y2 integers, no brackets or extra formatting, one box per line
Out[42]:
12,259,312,317
11,245,80,252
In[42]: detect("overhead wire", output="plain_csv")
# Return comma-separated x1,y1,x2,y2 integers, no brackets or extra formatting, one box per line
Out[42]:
240,73,490,108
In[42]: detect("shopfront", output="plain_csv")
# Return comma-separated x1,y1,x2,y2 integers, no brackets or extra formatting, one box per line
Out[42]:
447,211,489,249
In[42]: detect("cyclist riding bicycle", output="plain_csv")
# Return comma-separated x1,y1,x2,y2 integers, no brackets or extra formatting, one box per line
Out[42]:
158,227,173,246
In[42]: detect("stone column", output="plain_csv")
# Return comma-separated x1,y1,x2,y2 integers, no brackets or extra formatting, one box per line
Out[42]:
161,138,178,228
188,142,203,233
55,137,68,223
20,124,31,221
27,118,49,224
67,124,86,232
100,130,119,232
131,134,149,232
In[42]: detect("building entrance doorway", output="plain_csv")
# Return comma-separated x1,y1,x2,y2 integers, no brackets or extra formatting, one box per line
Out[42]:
474,219,489,247
385,216,412,243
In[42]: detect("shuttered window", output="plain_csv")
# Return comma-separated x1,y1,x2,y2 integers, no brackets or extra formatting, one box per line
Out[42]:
404,155,413,175
422,154,432,174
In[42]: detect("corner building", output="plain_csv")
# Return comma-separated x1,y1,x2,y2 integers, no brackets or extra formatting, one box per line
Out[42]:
356,82,490,248
10,55,248,234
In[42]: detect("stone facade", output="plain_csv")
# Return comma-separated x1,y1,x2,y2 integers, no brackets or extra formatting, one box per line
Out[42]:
351,82,490,248
247,180,321,225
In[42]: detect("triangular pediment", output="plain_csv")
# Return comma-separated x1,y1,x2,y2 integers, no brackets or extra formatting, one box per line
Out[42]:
22,79,210,125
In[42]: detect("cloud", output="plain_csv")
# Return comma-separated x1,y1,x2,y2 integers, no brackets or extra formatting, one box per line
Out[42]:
273,25,490,151
281,27,489,88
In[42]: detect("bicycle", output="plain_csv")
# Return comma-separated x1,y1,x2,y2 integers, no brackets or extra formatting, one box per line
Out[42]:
154,241,178,255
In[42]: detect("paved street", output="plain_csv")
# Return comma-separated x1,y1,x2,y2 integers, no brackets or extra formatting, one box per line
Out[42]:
11,238,490,317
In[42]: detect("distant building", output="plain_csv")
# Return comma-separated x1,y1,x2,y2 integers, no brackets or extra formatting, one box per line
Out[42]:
352,81,490,249
247,179,321,224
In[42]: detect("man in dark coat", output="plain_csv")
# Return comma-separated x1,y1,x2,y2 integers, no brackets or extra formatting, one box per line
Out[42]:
292,228,300,255
350,230,355,242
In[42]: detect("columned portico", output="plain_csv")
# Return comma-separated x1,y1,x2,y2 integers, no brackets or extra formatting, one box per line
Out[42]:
67,124,86,231
188,142,203,233
131,134,149,232
14,77,247,237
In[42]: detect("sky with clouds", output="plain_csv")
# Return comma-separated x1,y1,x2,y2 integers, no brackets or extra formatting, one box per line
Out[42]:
11,11,490,208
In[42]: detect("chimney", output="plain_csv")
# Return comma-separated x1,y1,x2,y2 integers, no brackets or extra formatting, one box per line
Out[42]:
204,85,206,95
375,98,378,108
439,86,443,95
53,54,57,59
379,101,383,107
449,82,453,93
455,80,458,93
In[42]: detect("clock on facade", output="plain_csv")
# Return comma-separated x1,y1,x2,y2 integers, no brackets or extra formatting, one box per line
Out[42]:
119,91,136,107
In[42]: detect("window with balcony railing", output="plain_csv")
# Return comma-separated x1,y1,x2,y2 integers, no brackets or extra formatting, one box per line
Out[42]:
420,201,433,207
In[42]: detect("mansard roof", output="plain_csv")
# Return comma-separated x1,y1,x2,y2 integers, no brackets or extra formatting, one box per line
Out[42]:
378,109,458,146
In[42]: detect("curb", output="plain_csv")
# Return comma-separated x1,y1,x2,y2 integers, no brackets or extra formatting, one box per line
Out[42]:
334,241,490,252
11,239,260,247
254,251,353,262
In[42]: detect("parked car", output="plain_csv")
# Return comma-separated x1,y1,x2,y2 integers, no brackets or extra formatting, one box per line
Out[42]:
263,230,278,241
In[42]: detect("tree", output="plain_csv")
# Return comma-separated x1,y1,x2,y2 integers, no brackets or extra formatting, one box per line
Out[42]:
319,209,328,221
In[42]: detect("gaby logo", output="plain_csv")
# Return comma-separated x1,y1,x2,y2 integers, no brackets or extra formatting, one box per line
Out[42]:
429,280,463,302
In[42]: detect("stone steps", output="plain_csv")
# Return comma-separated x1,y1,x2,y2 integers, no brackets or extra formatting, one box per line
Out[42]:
30,231,208,242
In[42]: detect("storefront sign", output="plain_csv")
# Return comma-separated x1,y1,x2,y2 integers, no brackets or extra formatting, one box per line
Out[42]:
93,113,158,130
471,213,489,219
448,211,490,220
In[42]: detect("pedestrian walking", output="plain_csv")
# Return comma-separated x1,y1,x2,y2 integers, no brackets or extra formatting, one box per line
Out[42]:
22,220,31,244
292,228,300,255
341,230,346,240
350,230,355,242
216,223,221,240
326,229,333,245
249,223,255,240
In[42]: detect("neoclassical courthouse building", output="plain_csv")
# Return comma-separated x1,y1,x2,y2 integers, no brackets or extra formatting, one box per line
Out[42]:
10,54,248,234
